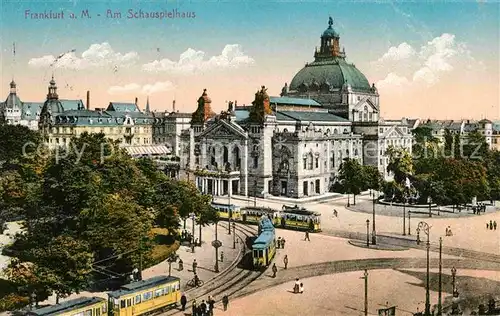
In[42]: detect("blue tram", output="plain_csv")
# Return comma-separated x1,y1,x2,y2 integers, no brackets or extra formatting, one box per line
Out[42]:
211,202,242,221
252,216,276,269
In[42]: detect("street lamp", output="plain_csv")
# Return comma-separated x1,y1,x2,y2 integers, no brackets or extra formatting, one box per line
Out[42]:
214,221,220,273
253,179,257,207
403,190,407,236
438,237,443,316
372,188,377,245
232,221,236,249
361,269,368,316
366,219,370,247
451,267,460,314
417,221,431,316
408,211,411,235
427,196,432,218
190,212,196,253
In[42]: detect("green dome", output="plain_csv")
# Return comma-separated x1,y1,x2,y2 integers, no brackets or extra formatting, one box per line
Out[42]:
322,26,339,38
289,58,371,92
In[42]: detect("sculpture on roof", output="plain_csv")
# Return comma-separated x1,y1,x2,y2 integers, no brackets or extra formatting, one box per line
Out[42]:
328,16,333,27
191,88,215,124
248,85,272,124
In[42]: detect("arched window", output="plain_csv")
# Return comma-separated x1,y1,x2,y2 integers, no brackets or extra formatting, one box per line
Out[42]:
363,106,368,121
223,146,229,164
307,152,314,170
232,146,241,168
334,128,338,134
354,148,359,156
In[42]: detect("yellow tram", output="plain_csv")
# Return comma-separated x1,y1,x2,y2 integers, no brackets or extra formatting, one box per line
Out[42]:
211,202,242,221
108,275,180,316
280,205,322,232
27,297,108,316
241,206,279,225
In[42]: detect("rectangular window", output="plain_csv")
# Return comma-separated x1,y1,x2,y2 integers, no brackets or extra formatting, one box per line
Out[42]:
315,157,319,168
253,156,258,168
303,158,307,170
143,291,153,301
315,180,320,194
126,299,132,307
120,300,126,308
95,308,101,316
155,289,163,297
135,295,141,304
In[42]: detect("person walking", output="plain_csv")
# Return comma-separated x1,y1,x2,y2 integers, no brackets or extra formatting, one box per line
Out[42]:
294,278,300,293
494,221,497,230
192,299,197,316
299,282,304,294
220,251,224,262
207,296,215,316
487,222,489,230
490,220,493,230
277,237,282,249
333,209,338,217
304,231,310,241
192,259,198,273
283,255,288,269
199,300,207,316
222,295,229,311
272,263,277,278
281,238,286,249
180,293,187,311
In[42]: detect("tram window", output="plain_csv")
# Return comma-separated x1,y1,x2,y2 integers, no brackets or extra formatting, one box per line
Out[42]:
155,289,163,297
113,299,119,309
95,308,101,316
120,300,126,308
74,313,84,316
126,299,132,307
103,303,107,313
259,250,264,257
84,311,92,316
143,291,153,301
135,295,141,304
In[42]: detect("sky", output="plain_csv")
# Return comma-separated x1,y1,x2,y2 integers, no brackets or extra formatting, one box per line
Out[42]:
1,0,499,120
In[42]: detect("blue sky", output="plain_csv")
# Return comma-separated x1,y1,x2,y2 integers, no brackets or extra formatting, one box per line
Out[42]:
1,0,499,119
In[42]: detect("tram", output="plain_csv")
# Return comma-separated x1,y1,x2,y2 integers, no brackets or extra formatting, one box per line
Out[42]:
241,206,279,225
210,202,242,221
280,205,322,232
252,216,276,269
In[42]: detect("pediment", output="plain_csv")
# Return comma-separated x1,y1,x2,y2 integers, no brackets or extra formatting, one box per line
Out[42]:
198,119,248,139
382,125,405,138
353,97,378,112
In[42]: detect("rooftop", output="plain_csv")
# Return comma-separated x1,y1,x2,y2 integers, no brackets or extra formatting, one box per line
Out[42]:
28,297,105,315
109,275,180,298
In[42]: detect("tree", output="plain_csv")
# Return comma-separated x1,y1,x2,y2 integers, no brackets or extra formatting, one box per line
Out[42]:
338,158,365,205
195,194,219,244
363,165,383,192
444,128,454,156
463,130,489,160
386,146,414,184
485,151,500,201
0,125,41,165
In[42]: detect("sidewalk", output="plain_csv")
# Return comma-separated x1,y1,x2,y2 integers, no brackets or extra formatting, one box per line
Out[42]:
143,221,240,290
38,221,241,305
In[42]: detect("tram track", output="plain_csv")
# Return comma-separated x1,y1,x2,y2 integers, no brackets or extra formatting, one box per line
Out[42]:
161,222,262,315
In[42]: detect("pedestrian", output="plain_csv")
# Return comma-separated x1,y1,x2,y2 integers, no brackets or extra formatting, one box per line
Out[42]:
490,220,493,230
445,227,449,236
304,231,310,241
277,237,282,249
487,223,489,230
282,238,286,249
180,293,187,311
192,299,197,316
294,278,300,293
222,294,229,311
193,259,198,273
494,221,497,230
207,296,215,316
220,251,224,262
272,263,277,278
195,238,199,246
200,300,207,316
299,282,304,294
333,209,338,217
283,255,288,269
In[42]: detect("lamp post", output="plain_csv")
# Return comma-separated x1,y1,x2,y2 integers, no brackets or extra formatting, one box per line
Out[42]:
372,189,377,245
408,211,411,235
451,267,457,296
366,219,370,247
254,179,257,207
214,221,219,273
428,196,432,218
438,237,443,316
451,266,460,314
190,212,196,253
361,269,368,316
232,221,236,249
403,192,407,236
417,221,431,316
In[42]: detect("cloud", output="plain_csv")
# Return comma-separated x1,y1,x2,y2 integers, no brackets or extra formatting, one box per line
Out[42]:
375,33,481,88
107,81,175,95
377,73,410,90
28,43,139,70
376,43,416,63
142,44,254,74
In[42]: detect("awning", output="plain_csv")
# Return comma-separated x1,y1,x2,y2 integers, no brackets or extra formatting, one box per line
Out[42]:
121,145,171,157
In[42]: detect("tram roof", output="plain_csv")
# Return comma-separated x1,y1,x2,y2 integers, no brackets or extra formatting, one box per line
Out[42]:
252,231,275,249
242,206,278,213
27,297,105,315
109,275,180,298
211,202,239,210
282,207,320,216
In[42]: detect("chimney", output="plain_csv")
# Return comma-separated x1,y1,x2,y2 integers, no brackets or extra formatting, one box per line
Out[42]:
135,97,138,105
172,99,176,112
86,91,90,110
